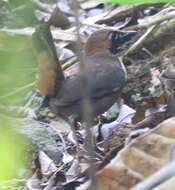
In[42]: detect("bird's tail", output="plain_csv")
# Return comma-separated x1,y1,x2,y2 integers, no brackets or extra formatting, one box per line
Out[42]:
33,22,64,98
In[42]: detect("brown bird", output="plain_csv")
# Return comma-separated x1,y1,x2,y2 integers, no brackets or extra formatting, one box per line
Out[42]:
33,24,136,123
49,30,136,121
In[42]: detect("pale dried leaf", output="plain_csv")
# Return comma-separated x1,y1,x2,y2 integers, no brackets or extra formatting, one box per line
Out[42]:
39,151,57,175
100,104,136,138
26,171,41,190
81,0,103,10
79,117,175,190
62,152,74,164
66,159,80,181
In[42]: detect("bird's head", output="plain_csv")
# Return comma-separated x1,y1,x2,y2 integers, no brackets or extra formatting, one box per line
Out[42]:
85,30,137,57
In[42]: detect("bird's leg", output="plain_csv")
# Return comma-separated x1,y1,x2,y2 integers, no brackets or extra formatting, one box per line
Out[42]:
69,115,83,159
40,96,50,108
69,116,96,161
55,113,82,154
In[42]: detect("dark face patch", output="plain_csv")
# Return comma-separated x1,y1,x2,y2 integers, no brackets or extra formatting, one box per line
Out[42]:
108,31,137,54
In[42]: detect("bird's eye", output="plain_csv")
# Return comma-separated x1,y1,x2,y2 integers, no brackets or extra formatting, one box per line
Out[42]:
108,32,113,41
108,32,118,42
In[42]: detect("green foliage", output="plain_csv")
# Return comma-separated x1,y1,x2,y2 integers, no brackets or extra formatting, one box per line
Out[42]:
0,122,30,180
0,32,36,104
0,0,37,28
0,1,37,183
106,0,175,3
0,34,34,186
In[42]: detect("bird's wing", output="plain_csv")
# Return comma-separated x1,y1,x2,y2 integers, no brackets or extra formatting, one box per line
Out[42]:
86,57,126,99
53,75,83,106
53,57,126,106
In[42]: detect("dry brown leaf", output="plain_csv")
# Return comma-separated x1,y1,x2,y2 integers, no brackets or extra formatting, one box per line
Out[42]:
132,94,166,124
80,117,175,190
48,6,70,29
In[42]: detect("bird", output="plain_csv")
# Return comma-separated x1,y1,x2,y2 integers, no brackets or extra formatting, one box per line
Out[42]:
48,29,136,122
33,23,136,124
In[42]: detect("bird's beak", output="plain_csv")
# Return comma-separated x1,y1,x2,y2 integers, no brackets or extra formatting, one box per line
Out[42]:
109,30,137,54
121,31,137,41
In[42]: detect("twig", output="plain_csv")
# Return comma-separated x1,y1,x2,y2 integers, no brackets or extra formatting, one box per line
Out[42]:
81,22,126,31
69,0,96,184
30,0,51,13
125,25,156,56
125,15,175,56
0,82,35,101
0,27,86,43
24,91,37,108
138,7,175,28
83,4,154,25
130,161,175,190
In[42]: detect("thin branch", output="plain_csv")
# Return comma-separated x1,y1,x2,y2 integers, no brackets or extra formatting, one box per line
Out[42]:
124,25,156,56
30,0,51,13
69,0,96,184
130,161,175,190
0,82,35,101
138,7,175,28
